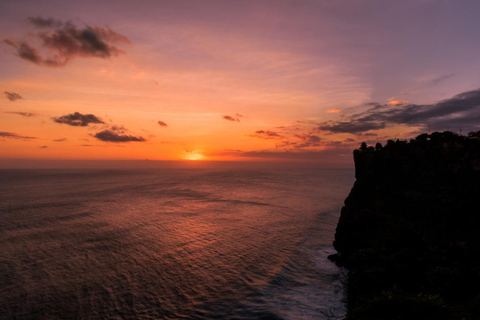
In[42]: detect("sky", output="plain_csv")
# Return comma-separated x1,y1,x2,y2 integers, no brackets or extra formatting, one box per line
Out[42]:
2,0,480,166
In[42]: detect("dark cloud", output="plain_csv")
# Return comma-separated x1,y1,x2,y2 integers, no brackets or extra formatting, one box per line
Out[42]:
157,121,168,127
222,115,240,122
319,89,480,134
4,17,130,67
3,39,43,64
320,120,386,133
251,130,284,139
4,92,23,101
39,145,48,149
53,112,104,126
94,130,145,143
5,111,37,117
0,131,36,140
53,138,67,142
28,17,60,28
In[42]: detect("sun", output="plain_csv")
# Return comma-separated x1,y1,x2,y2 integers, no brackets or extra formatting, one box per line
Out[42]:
183,151,205,161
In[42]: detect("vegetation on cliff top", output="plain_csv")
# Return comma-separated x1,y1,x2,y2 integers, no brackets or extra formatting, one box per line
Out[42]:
331,131,480,320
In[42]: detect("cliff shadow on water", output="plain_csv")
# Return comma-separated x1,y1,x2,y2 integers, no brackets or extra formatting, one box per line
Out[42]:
329,131,480,320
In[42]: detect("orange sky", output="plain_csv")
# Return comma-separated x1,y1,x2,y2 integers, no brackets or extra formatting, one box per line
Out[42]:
2,1,480,166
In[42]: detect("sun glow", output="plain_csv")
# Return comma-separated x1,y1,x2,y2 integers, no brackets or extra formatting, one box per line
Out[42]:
184,152,205,161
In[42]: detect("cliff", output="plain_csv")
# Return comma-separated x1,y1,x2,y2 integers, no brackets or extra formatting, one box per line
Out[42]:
331,131,480,320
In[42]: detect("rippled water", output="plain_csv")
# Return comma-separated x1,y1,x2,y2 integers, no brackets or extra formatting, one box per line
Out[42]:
0,168,354,319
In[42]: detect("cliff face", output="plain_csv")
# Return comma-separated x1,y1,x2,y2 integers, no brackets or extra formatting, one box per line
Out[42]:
332,132,480,320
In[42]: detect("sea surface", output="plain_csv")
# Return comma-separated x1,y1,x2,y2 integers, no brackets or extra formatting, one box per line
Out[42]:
0,168,354,320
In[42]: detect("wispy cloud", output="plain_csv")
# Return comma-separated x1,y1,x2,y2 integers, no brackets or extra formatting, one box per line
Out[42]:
387,97,409,106
110,125,127,133
4,111,37,117
28,17,60,28
53,138,67,142
214,147,352,162
4,17,130,67
157,120,168,127
222,114,243,122
326,108,341,113
250,130,284,139
294,134,322,148
80,144,107,147
431,73,455,86
53,112,104,126
0,131,37,140
4,92,23,101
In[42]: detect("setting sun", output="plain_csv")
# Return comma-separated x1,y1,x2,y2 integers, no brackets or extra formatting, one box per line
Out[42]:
184,152,205,161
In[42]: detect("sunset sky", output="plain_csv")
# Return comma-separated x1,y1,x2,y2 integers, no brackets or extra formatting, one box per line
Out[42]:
2,0,480,165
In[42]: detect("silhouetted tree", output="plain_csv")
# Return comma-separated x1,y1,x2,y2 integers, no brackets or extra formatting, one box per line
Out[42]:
442,131,459,141
430,132,442,142
468,131,480,138
416,133,429,141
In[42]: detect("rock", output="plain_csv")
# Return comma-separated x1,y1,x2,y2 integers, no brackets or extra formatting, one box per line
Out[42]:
332,131,480,320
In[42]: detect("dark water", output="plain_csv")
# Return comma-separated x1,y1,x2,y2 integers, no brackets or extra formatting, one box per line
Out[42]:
0,168,354,320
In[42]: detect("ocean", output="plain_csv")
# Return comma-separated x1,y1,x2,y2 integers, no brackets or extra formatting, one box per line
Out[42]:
0,168,354,320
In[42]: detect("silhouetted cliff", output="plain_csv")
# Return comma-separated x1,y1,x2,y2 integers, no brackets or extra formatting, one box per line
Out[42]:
331,131,480,320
